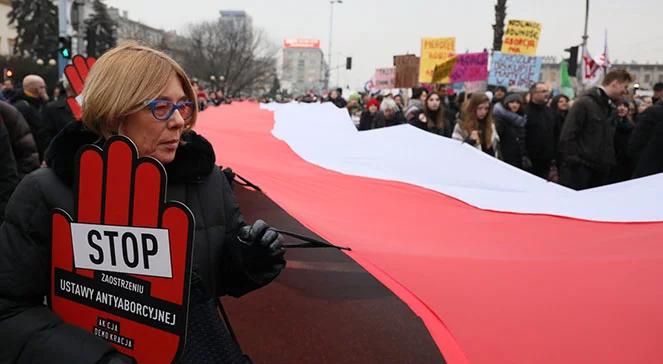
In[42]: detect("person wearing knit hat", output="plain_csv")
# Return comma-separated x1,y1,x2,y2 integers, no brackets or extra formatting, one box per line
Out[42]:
493,92,531,170
358,98,380,131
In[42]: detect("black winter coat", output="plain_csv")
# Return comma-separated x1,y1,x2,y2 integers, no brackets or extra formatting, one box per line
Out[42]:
0,101,40,177
558,87,616,172
359,111,378,130
633,103,663,178
524,102,556,162
373,111,406,129
628,102,663,168
0,120,17,223
42,98,76,151
610,116,635,182
0,123,283,363
10,92,49,161
493,102,528,169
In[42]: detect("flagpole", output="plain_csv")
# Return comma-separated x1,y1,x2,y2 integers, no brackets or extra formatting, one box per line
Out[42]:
580,0,590,92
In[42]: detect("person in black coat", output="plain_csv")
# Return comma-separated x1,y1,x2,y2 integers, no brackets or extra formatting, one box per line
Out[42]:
420,91,451,137
609,101,636,183
550,94,570,144
10,75,50,160
358,98,380,131
0,100,40,177
0,44,285,364
631,101,663,178
327,88,347,109
0,119,18,223
524,83,556,179
42,80,77,149
628,99,663,168
373,98,406,129
493,93,531,170
559,69,633,190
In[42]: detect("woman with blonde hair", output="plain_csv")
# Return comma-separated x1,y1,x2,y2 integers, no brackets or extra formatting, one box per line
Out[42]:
0,43,284,363
452,93,501,159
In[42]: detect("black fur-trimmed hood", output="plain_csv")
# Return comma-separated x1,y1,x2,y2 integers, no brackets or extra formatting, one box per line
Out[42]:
45,122,216,186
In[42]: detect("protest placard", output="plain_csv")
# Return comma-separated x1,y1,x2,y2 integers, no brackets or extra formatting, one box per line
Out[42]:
419,37,455,83
394,54,420,88
374,67,396,89
450,52,489,83
501,20,541,56
489,51,542,88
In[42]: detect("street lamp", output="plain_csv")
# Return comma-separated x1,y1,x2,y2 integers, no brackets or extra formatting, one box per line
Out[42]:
328,0,343,89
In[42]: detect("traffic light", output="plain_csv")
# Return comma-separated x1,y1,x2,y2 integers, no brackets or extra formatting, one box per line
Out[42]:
58,36,72,59
564,46,579,77
346,57,352,70
3,67,14,79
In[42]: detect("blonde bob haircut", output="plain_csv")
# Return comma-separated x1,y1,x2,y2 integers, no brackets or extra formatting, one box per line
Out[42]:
81,42,198,137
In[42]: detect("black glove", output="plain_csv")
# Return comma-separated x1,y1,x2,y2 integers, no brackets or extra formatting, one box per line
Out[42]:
236,220,286,285
97,351,136,364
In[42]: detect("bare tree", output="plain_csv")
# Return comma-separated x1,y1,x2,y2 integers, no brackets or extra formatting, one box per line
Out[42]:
184,18,277,96
492,0,507,51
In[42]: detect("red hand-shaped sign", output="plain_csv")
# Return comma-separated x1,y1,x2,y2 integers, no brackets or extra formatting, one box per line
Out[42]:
64,54,96,120
50,136,194,363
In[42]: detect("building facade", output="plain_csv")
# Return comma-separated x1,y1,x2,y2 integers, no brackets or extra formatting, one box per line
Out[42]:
219,10,253,30
0,0,16,56
281,40,327,95
540,56,663,91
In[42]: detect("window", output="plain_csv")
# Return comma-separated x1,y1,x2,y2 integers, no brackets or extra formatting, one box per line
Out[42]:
644,74,651,83
658,74,663,83
297,59,305,68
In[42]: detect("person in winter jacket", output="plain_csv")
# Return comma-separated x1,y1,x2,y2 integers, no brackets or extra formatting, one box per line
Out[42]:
559,69,633,190
452,93,501,159
358,98,380,130
373,98,406,129
0,43,285,364
326,88,347,109
631,101,663,178
609,101,636,183
42,79,76,150
0,101,40,177
493,93,531,170
550,94,570,144
10,75,51,160
419,91,451,137
0,119,18,223
628,99,663,167
524,83,556,179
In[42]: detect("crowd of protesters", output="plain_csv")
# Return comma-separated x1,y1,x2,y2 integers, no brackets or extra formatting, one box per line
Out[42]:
314,70,663,191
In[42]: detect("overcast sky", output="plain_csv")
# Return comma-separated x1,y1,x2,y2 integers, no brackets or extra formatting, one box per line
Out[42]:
106,0,662,89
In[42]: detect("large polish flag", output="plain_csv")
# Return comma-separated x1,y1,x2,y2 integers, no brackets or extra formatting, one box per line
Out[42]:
196,102,663,364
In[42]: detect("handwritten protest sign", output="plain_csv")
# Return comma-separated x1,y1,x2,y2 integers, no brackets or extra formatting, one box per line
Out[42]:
501,20,541,56
489,51,542,88
419,37,455,83
374,67,396,89
394,54,420,88
431,57,457,84
450,52,489,83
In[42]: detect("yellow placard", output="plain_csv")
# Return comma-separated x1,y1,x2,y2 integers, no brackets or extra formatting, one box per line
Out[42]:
419,37,456,83
501,20,541,56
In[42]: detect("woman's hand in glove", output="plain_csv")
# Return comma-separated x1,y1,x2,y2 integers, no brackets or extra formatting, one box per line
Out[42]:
236,220,286,286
